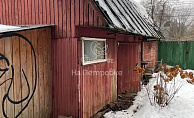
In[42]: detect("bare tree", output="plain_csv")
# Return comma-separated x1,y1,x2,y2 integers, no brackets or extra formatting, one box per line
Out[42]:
140,0,173,27
140,0,194,41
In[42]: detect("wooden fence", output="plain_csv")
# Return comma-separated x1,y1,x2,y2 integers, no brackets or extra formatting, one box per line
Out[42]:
0,27,52,118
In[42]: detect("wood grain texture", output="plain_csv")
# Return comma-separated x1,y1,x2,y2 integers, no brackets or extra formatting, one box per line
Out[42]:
0,28,52,118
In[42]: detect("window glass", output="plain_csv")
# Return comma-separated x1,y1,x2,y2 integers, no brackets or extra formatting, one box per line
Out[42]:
82,38,107,65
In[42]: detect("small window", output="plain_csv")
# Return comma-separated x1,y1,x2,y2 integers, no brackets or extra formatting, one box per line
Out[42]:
81,37,107,65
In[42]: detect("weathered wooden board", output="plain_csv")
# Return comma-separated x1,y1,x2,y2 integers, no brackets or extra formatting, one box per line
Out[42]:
0,28,52,118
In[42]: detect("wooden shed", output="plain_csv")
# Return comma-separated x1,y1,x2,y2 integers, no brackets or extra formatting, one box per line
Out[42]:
0,25,52,118
0,0,162,118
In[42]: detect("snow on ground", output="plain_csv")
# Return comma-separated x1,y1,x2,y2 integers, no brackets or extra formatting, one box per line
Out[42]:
104,70,194,118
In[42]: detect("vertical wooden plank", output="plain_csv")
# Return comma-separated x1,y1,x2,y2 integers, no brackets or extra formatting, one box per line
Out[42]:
88,4,93,26
19,31,28,118
53,39,58,117
130,44,133,92
133,44,137,92
54,0,59,38
100,64,104,112
66,38,70,114
58,0,63,38
55,38,59,117
43,28,50,118
35,0,39,24
62,0,67,38
90,65,93,117
39,0,43,24
71,0,75,37
45,28,52,118
105,41,110,104
42,0,47,24
26,30,34,118
0,37,5,118
92,64,97,114
8,0,12,25
31,0,35,24
21,0,25,24
126,44,129,92
77,40,82,118
61,39,65,115
64,39,68,115
15,0,19,24
12,35,22,118
28,0,32,24
75,0,80,26
71,38,77,116
83,66,88,118
5,0,9,24
56,39,61,114
11,0,16,25
97,72,101,116
38,29,45,118
32,29,40,118
66,0,71,37
46,0,51,24
0,1,3,23
134,44,137,92
24,0,28,24
74,38,78,117
80,0,84,26
18,0,22,24
2,0,6,24
50,0,54,25
5,37,15,118
138,44,141,91
84,0,88,26
51,39,56,118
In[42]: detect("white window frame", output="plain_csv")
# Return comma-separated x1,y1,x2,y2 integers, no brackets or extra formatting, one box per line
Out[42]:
81,37,107,65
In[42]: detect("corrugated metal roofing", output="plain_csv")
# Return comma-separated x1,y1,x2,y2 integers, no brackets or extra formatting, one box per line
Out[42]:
93,0,162,38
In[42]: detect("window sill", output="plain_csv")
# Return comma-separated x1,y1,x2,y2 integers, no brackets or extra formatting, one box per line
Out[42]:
82,59,107,65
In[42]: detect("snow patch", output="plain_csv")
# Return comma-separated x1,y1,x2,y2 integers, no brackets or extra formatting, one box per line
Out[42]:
0,24,20,31
104,70,194,118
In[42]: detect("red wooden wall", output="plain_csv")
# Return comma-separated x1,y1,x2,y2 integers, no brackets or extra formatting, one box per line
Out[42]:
52,38,78,117
116,34,142,94
117,43,141,94
77,27,118,118
142,41,159,67
0,0,106,39
0,0,108,117
78,39,117,118
0,0,155,118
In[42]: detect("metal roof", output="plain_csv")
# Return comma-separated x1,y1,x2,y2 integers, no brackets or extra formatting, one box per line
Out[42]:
93,0,163,38
0,24,53,34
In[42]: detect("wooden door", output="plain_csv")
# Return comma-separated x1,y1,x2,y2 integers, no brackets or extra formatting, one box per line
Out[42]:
117,43,141,94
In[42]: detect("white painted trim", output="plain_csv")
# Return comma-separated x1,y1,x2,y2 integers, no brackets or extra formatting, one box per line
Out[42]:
81,37,107,65
82,59,107,65
81,37,106,41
